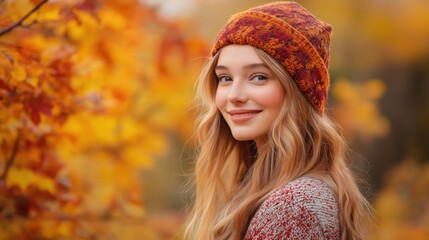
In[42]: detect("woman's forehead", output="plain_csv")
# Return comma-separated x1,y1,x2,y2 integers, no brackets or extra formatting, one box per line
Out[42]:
216,45,266,70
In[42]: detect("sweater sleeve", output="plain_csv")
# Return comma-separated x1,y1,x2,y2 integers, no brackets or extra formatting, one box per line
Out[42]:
244,177,340,240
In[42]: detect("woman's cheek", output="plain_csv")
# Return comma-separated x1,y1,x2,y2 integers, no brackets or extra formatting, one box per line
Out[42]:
215,88,227,110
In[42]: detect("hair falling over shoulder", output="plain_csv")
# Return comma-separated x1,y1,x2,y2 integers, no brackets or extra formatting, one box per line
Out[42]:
184,49,373,240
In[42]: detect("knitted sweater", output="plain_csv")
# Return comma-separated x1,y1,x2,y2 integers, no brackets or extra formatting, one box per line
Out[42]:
244,177,340,240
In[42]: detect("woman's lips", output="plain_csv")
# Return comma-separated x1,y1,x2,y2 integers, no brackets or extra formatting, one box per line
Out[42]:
227,109,262,123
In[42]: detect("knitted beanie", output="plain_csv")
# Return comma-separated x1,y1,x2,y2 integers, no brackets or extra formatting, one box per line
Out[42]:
211,1,332,114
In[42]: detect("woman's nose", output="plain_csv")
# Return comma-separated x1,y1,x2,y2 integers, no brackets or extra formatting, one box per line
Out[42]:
227,80,248,103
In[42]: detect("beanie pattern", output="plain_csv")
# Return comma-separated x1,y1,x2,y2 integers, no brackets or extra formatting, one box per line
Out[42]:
211,2,332,114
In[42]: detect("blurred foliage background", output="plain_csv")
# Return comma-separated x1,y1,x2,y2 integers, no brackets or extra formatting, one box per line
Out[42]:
0,0,428,239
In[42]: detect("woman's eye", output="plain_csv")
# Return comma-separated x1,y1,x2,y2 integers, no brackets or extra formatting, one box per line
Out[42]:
217,75,232,82
251,74,267,81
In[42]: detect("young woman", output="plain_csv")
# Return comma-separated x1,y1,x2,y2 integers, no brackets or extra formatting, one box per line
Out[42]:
185,2,372,239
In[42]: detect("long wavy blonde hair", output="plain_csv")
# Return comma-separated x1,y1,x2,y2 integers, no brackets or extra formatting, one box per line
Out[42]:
185,47,372,240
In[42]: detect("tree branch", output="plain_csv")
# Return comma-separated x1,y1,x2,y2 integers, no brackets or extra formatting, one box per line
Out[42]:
0,0,49,36
0,136,20,181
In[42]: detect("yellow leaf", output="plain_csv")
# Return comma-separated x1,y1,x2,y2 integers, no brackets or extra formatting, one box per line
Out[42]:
118,117,141,142
4,0,33,22
99,8,126,30
66,20,86,42
37,6,60,21
332,78,390,140
88,116,118,146
26,76,38,87
364,79,386,100
123,146,154,169
66,10,99,42
57,221,73,237
61,113,119,147
332,78,357,101
11,63,26,81
7,167,55,193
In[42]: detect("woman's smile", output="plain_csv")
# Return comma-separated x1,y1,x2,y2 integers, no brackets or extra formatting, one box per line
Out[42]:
228,109,262,123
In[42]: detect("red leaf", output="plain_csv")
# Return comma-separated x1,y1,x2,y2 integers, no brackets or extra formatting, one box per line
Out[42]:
74,0,100,20
0,79,12,91
75,0,98,13
30,109,41,125
26,94,53,125
33,94,52,116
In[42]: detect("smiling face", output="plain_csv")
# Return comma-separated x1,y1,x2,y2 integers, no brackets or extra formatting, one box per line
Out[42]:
215,45,285,144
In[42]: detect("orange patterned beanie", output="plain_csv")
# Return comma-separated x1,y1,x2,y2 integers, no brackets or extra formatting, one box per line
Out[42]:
211,1,332,114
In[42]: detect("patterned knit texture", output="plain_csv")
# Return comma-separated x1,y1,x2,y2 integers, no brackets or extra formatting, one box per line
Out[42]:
244,177,340,240
211,1,332,114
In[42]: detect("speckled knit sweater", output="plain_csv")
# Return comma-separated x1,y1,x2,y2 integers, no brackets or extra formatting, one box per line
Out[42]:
244,177,340,240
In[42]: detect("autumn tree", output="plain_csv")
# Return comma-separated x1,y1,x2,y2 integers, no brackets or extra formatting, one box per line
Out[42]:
0,0,206,238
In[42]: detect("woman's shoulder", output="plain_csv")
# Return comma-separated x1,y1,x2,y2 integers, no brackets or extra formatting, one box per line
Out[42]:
244,176,340,240
268,176,337,206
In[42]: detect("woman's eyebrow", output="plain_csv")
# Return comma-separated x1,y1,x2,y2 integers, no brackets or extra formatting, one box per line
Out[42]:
215,65,228,70
215,63,268,71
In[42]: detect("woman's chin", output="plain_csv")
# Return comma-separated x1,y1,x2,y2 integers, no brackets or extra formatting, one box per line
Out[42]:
231,134,255,142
